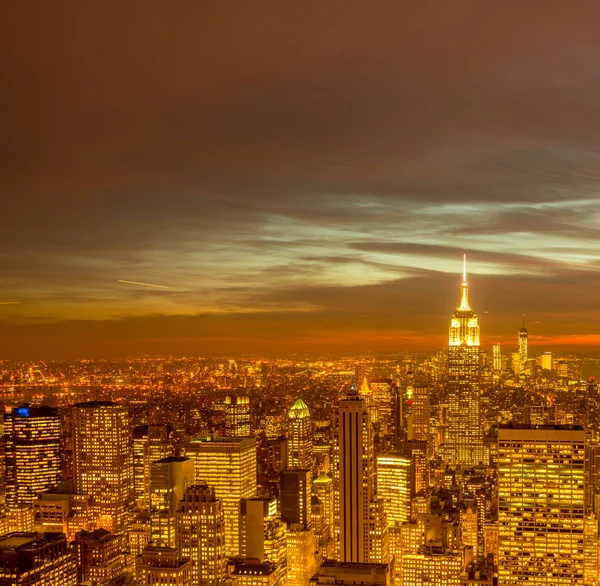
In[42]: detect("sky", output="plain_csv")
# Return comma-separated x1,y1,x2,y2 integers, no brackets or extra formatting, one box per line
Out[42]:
2,1,600,359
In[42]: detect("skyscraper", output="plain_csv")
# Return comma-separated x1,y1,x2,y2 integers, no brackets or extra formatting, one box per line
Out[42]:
519,315,528,374
223,395,251,437
287,399,313,470
5,405,61,507
377,453,411,526
150,456,194,547
492,344,502,372
446,254,483,467
184,435,256,557
334,389,388,563
72,402,133,532
498,424,585,585
408,386,429,442
176,485,226,586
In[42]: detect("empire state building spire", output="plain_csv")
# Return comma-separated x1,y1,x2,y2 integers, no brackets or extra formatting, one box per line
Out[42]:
458,250,472,311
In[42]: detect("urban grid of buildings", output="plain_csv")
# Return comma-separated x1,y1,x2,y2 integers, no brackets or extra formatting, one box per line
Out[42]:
0,255,597,585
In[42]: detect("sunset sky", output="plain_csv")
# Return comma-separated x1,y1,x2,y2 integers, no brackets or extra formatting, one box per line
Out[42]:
3,2,600,358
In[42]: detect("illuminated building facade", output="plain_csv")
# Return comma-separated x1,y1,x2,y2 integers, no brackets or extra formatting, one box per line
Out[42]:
287,399,313,470
498,424,585,585
150,456,194,547
310,560,391,586
224,395,251,437
5,405,61,506
240,497,287,586
377,453,410,526
408,387,429,442
0,532,77,586
519,316,528,373
446,254,483,467
136,545,191,586
401,550,461,586
287,528,316,586
334,389,388,563
184,436,256,557
231,560,281,586
74,528,125,586
176,485,226,586
133,424,172,507
72,402,133,532
493,343,502,372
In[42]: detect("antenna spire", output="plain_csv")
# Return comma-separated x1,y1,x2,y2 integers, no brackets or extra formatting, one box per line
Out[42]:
522,313,526,328
463,250,467,283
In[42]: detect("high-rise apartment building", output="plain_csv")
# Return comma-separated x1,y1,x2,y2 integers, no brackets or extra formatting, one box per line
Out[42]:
72,402,133,532
334,389,388,563
5,405,61,507
176,485,226,586
184,435,256,557
407,387,429,442
498,424,585,585
401,550,462,585
287,399,313,470
446,254,483,467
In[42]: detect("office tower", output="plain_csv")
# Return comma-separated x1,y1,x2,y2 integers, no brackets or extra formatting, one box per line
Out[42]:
72,402,133,532
401,441,429,496
136,545,191,586
185,436,256,557
377,453,411,526
498,424,585,585
176,485,226,586
408,386,429,442
133,424,172,507
287,530,316,586
287,399,313,470
334,389,388,563
519,315,528,372
401,551,461,585
223,395,251,437
128,512,151,573
5,405,61,506
310,560,391,586
0,532,77,586
240,497,287,569
446,253,483,466
492,343,502,372
150,457,194,547
281,469,312,528
74,529,125,586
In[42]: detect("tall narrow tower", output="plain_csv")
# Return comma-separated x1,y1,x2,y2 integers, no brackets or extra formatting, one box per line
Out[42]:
334,388,388,563
519,315,528,374
446,253,483,467
287,399,313,470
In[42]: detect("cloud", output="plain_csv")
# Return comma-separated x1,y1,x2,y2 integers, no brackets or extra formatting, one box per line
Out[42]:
2,2,600,355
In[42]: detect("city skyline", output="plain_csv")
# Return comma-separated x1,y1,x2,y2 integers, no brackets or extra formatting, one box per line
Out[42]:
3,3,600,357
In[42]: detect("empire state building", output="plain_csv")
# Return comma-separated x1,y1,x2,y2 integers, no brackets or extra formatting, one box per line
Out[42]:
445,254,483,466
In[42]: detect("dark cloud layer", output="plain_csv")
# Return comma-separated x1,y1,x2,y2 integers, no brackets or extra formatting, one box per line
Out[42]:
1,1,600,357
